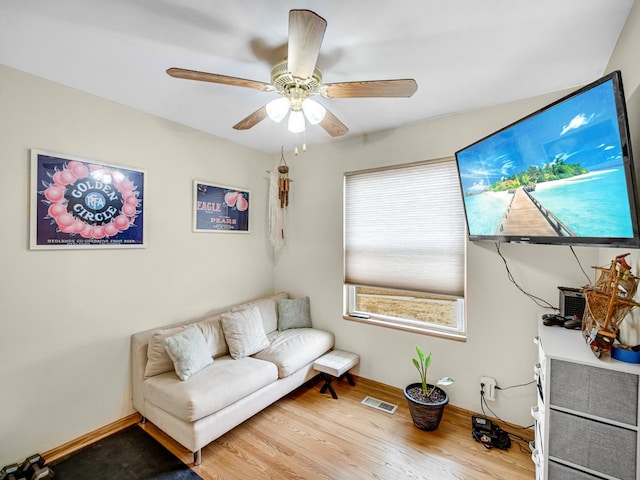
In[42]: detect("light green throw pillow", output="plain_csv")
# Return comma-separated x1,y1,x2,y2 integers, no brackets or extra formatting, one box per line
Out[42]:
164,325,213,381
278,296,312,331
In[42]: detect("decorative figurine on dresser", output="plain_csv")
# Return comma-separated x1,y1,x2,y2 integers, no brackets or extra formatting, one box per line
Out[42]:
582,253,640,358
533,253,640,479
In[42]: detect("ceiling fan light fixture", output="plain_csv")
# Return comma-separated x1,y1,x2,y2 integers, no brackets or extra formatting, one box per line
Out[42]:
288,110,306,133
169,10,414,139
266,97,290,123
302,98,326,125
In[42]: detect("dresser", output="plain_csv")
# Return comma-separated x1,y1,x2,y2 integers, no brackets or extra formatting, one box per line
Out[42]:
533,322,640,480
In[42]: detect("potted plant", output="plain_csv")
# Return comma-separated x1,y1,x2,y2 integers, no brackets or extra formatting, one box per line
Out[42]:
403,344,454,431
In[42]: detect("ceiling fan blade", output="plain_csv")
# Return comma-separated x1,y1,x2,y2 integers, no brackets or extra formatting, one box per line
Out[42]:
233,106,268,130
320,107,349,137
323,79,418,98
287,10,327,79
167,68,273,92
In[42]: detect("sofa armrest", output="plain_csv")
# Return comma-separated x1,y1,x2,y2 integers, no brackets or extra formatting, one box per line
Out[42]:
130,330,153,416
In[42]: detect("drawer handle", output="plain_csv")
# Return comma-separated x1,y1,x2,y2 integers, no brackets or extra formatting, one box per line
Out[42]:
531,405,540,421
530,448,542,467
533,363,541,380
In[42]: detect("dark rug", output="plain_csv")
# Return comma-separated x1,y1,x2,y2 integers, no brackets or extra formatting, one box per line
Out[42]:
51,425,202,480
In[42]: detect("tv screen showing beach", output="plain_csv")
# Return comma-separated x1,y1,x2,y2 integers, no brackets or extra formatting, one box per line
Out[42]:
455,73,639,246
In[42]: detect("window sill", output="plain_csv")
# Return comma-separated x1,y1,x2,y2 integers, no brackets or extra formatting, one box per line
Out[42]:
343,314,467,342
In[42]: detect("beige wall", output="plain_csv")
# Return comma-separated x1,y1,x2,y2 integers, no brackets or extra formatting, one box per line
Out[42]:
273,95,601,428
2,0,639,465
274,0,640,428
606,0,640,344
0,65,274,464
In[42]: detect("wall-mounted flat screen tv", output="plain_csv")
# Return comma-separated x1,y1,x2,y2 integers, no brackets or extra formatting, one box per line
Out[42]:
454,70,640,247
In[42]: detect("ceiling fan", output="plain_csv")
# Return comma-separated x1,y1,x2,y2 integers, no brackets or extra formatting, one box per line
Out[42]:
167,9,417,138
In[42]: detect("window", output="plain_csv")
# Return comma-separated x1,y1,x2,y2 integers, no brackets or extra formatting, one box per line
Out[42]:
344,158,466,340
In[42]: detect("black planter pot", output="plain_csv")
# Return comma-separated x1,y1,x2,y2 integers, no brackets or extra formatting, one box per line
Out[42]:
403,382,449,431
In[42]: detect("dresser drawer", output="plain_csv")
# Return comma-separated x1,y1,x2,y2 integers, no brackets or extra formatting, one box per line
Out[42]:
549,410,637,480
549,359,638,425
549,461,606,480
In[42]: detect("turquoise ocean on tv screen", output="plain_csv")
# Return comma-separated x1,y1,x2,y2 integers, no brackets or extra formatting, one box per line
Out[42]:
466,168,633,237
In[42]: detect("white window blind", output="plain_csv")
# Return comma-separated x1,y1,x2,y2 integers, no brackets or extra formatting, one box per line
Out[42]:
344,158,466,297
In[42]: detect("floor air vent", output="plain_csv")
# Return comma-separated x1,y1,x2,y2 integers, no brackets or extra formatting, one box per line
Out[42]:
361,396,398,414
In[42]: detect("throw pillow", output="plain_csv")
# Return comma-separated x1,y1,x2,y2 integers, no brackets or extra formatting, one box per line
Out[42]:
164,325,213,381
278,296,312,331
145,325,187,378
231,293,288,334
195,314,229,358
221,306,270,359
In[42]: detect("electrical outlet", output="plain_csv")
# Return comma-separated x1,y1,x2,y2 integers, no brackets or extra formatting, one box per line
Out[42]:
480,376,497,401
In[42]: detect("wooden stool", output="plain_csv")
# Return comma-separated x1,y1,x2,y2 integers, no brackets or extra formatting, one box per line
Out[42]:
313,350,360,399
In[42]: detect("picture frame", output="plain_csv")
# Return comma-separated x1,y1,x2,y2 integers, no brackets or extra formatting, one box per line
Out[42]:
30,149,146,249
193,180,250,233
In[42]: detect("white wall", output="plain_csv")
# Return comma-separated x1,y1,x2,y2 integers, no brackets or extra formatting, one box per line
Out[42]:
274,101,600,428
2,0,639,464
0,65,274,464
274,0,640,427
606,0,640,345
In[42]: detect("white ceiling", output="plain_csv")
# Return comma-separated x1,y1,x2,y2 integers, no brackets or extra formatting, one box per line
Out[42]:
0,0,634,154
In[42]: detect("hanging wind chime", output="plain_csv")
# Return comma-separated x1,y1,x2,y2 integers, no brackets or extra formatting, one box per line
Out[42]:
278,154,290,208
269,147,292,250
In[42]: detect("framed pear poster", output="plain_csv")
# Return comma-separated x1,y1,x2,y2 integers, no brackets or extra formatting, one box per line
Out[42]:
193,180,250,233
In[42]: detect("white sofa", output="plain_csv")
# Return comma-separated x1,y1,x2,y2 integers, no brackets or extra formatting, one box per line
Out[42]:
130,293,334,465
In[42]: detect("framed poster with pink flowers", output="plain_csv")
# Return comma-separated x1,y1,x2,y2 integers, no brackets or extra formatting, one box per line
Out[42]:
30,149,145,249
193,180,250,233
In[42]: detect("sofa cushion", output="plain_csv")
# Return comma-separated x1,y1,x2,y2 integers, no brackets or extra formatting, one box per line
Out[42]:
145,325,187,378
164,325,213,381
277,297,312,331
143,356,278,422
232,292,288,334
221,306,270,359
195,314,228,358
253,328,334,378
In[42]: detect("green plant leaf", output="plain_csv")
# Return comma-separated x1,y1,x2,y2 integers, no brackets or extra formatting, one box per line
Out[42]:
416,345,425,363
412,345,454,397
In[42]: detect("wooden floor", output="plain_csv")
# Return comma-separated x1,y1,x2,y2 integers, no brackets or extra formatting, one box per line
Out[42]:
141,376,535,480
